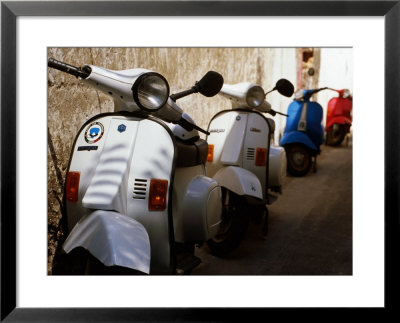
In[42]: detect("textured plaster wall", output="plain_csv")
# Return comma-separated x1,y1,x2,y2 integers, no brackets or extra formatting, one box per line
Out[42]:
47,47,297,273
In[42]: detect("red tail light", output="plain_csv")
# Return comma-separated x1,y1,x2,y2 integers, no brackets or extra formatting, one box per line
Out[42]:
148,179,168,211
66,171,80,202
255,148,267,166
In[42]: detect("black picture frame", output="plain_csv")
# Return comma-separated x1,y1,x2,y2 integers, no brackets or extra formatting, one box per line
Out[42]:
1,1,399,321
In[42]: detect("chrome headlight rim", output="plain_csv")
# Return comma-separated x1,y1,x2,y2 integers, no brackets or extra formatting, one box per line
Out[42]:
246,85,265,108
132,72,170,112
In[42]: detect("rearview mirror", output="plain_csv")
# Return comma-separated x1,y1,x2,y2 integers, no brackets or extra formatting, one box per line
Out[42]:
169,71,224,102
195,71,224,97
274,79,294,97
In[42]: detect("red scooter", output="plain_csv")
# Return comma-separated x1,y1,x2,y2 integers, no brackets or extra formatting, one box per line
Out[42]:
325,88,352,146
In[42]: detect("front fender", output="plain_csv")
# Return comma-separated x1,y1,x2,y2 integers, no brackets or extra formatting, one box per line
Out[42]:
213,166,263,200
280,131,317,151
63,210,151,274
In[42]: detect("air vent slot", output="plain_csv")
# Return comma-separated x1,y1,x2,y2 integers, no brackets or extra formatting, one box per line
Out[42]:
133,178,148,199
246,147,255,160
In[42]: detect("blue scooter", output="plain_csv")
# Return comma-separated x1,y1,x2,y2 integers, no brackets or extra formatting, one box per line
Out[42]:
279,87,327,176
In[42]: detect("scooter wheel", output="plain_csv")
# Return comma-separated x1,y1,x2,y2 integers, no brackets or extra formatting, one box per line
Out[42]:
285,144,312,177
326,124,346,146
206,191,249,257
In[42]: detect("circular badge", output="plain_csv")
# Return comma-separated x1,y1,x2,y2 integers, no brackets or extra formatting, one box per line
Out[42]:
84,122,104,144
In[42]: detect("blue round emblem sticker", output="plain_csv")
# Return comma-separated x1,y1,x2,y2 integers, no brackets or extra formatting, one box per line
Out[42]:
84,122,104,144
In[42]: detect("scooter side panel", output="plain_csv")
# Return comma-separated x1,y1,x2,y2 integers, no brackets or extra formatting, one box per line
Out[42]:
172,166,201,242
63,210,151,273
126,119,175,274
242,113,270,197
269,146,287,189
180,175,222,242
280,131,318,152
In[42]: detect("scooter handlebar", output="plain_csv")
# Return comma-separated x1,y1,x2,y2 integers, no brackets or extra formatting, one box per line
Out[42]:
176,117,210,135
48,58,91,79
312,87,329,94
270,109,288,117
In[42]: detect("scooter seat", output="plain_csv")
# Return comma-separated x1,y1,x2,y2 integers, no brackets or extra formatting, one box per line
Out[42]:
175,138,208,167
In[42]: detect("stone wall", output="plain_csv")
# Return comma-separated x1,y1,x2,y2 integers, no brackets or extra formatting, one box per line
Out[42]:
47,47,297,273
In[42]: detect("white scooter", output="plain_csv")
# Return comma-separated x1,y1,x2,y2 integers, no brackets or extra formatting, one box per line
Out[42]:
49,58,225,275
205,79,294,255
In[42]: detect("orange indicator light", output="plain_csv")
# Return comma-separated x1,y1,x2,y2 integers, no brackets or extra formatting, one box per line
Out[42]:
66,171,80,202
149,179,168,211
255,148,267,166
207,144,214,162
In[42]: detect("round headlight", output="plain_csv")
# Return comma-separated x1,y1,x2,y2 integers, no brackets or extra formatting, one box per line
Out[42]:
294,90,304,100
246,85,265,108
132,72,170,112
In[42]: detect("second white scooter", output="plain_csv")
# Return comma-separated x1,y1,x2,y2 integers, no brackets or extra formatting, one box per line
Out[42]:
205,79,294,255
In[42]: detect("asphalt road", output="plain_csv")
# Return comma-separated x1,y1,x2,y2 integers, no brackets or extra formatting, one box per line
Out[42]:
192,139,352,275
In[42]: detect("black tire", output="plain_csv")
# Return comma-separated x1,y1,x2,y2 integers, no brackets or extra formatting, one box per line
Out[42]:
326,124,346,146
52,247,143,275
207,191,249,257
285,144,312,177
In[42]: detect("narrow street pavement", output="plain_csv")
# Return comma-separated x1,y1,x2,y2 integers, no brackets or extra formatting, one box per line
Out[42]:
193,139,352,275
